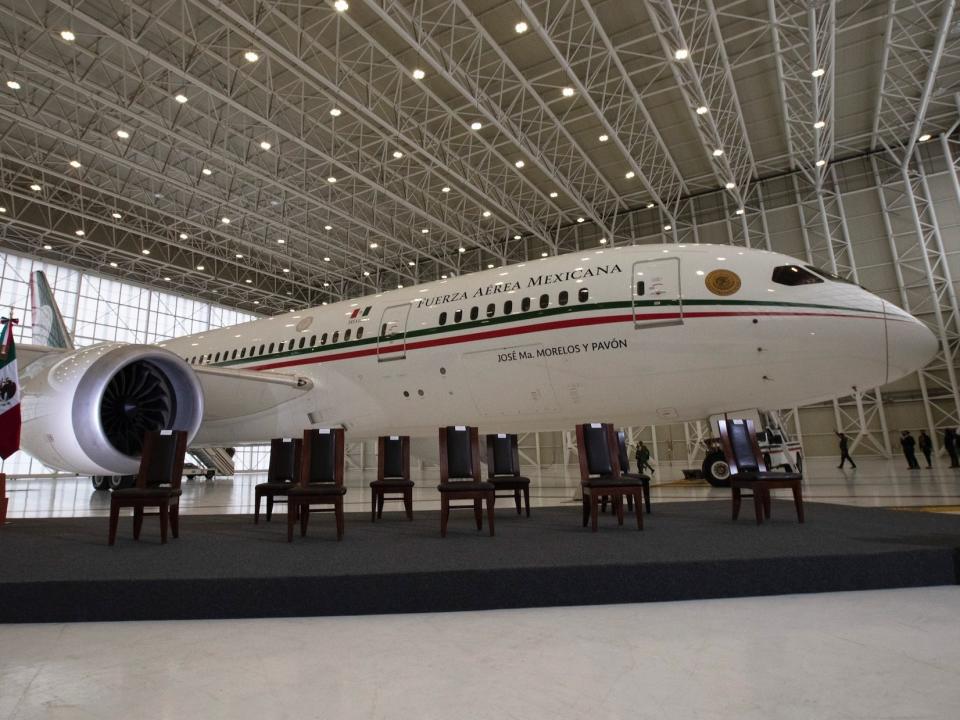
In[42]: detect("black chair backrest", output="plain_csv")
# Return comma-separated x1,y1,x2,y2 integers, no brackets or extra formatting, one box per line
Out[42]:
139,430,186,488
490,434,517,477
268,438,300,483
616,431,630,473
382,436,404,478
583,424,613,475
305,430,337,483
445,426,474,479
728,420,759,473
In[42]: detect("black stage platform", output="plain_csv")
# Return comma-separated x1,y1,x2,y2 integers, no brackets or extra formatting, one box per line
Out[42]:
1,501,959,623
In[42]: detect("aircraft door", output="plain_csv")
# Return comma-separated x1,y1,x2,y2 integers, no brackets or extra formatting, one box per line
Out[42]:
631,257,683,329
377,303,412,361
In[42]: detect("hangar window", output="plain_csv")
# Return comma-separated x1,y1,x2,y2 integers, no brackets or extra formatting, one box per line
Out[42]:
772,265,824,286
503,300,512,315
486,303,495,318
299,337,306,349
357,326,364,339
454,309,463,323
579,288,589,303
521,297,531,312
558,291,569,306
470,306,479,321
362,306,372,317
439,311,448,326
321,333,328,346
539,294,549,309
344,329,352,341
332,331,339,343
310,334,316,347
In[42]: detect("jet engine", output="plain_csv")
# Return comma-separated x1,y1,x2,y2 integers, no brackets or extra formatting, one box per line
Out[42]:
20,344,204,476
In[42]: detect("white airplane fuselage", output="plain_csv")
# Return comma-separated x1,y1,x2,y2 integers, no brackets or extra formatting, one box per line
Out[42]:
161,244,936,445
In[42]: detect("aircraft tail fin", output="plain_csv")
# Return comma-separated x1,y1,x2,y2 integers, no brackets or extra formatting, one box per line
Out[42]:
30,271,74,350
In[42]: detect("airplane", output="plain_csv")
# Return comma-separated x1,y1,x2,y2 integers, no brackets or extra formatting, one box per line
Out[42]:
18,243,937,480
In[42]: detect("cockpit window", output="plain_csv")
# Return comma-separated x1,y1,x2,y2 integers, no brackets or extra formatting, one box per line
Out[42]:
805,265,858,285
771,265,823,286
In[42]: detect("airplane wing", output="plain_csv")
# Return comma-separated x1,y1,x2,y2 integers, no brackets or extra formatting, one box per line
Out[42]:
191,364,313,421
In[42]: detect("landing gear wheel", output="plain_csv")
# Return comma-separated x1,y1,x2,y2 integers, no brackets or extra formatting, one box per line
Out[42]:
205,470,215,480
108,475,136,490
91,475,110,491
702,450,731,487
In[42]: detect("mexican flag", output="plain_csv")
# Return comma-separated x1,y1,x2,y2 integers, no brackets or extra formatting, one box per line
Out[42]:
0,319,21,459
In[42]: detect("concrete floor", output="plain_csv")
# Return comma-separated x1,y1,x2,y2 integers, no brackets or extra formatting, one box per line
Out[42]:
2,456,959,719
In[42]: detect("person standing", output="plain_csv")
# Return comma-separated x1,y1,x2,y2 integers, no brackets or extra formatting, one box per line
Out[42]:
635,440,654,475
835,431,856,469
918,430,933,468
900,430,920,470
943,428,959,468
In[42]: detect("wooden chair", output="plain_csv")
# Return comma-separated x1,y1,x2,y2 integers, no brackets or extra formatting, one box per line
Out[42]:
718,418,804,525
108,430,187,545
437,426,495,537
485,433,531,517
287,428,346,541
575,423,643,532
254,437,303,523
370,435,413,521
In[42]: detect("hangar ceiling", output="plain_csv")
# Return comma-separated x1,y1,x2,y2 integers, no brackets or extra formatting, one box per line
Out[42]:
0,0,957,314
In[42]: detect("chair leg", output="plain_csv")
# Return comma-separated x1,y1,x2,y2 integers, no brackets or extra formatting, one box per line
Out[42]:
404,488,413,520
582,496,590,527
523,486,530,517
644,480,651,514
793,484,805,523
762,489,772,519
440,494,449,538
590,495,599,532
487,493,495,537
170,503,179,539
601,495,608,513
626,494,634,512
371,489,377,522
254,489,262,524
266,495,274,522
108,500,120,546
133,506,144,540
159,503,169,544
300,503,310,536
514,488,521,515
287,502,296,542
634,490,643,530
335,498,344,541
752,491,764,525
615,495,624,525
473,498,483,530
377,493,385,519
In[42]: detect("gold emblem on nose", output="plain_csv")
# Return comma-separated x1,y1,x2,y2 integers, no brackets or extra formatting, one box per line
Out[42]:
705,269,741,296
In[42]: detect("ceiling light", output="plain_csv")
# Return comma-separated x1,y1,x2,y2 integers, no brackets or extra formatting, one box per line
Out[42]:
458,247,466,253
421,228,429,234
174,93,188,103
323,256,331,262
109,262,118,268
327,176,337,183
816,159,826,167
0,207,6,213
482,210,491,217
363,271,370,277
329,107,342,117
515,159,525,168
74,229,85,236
712,148,724,157
391,150,404,159
441,186,451,193
515,21,528,33
324,224,333,230
599,238,608,245
625,170,635,179
919,133,932,142
201,167,212,175
29,183,41,192
541,252,549,257
245,278,252,284
334,0,349,10
513,234,521,240
282,268,290,273
596,134,609,144
724,181,735,190
561,87,575,97
813,120,825,129
254,300,261,305
259,141,272,150
277,238,286,244
646,202,655,209
116,129,130,139
695,105,708,115
576,217,585,223
196,264,205,271
111,212,122,219
674,48,689,60
42,244,51,249
141,248,150,255
663,224,672,231
412,68,426,80
244,51,259,63
69,160,81,168
549,191,558,198
811,67,825,77
180,233,188,240
397,284,404,289
60,30,75,42
470,121,483,131
164,276,171,281
6,80,21,90
735,208,744,215
441,274,448,279
370,242,379,248
233,253,243,259
221,217,231,224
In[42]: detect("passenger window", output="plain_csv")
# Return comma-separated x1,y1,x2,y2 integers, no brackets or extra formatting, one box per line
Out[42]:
439,311,447,326
470,306,479,321
321,333,328,345
558,291,568,306
215,352,221,362
299,337,306,349
454,309,463,323
259,344,264,355
486,303,495,318
381,323,387,336
521,297,531,312
636,281,645,296
268,343,274,353
190,357,195,364
332,331,339,343
579,288,589,303
539,294,549,309
503,300,512,315
357,327,364,339
362,306,371,317
240,348,246,359
772,265,825,286
344,329,352,341
310,334,316,347
231,349,238,359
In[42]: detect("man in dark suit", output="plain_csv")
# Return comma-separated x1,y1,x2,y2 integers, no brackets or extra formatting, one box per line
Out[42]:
835,431,856,469
900,431,920,470
943,428,959,468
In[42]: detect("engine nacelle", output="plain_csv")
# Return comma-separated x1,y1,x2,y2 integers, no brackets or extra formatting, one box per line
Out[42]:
21,344,204,476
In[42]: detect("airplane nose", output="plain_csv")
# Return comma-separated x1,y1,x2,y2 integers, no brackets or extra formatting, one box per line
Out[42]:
884,303,938,383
